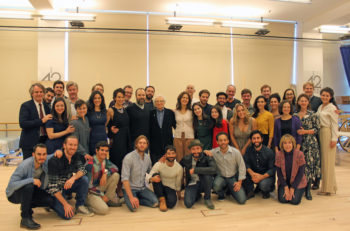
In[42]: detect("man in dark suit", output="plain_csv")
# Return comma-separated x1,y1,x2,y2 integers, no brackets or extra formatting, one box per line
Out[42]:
149,95,176,164
19,83,52,159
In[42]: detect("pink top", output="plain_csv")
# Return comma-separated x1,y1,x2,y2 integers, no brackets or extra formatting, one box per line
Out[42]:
212,119,229,148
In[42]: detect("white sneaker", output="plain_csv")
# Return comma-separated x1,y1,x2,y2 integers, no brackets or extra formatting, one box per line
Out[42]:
76,206,94,217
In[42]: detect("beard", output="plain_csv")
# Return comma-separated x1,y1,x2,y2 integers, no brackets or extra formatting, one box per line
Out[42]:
166,157,175,162
146,94,153,100
253,142,262,149
137,98,145,105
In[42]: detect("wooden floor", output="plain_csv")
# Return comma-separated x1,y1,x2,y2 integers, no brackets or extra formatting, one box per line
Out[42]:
1,150,350,231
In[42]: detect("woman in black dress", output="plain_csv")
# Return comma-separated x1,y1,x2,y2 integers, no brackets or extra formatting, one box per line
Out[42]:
107,88,131,170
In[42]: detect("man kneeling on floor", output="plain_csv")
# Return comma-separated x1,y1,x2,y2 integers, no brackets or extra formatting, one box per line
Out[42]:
6,144,55,230
205,132,247,204
122,135,158,212
180,139,217,209
149,145,183,212
85,141,122,215
47,135,94,219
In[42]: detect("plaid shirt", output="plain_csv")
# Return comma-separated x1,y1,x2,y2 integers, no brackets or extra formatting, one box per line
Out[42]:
86,155,118,196
47,152,86,196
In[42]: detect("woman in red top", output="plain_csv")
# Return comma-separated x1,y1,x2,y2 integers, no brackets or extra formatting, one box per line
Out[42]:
210,105,228,148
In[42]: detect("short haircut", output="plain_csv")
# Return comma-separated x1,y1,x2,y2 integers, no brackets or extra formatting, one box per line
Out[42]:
216,92,228,99
96,141,109,151
279,134,296,151
53,80,64,89
113,88,125,99
278,100,293,115
199,89,210,97
226,84,236,91
64,135,78,144
165,145,176,153
303,82,314,89
123,85,133,90
249,130,263,140
74,99,87,110
216,131,229,141
134,135,149,148
45,87,54,94
135,88,145,95
260,84,271,92
66,81,78,90
269,93,281,103
91,83,104,92
33,143,47,153
145,86,155,91
241,88,252,96
29,83,45,96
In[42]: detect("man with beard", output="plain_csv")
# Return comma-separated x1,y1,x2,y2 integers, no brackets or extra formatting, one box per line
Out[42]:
180,139,217,209
225,85,241,110
241,89,254,115
215,92,233,121
149,95,176,164
199,89,213,116
6,144,55,229
206,132,247,204
243,130,275,199
122,135,158,212
126,88,151,144
145,85,155,110
47,136,94,219
149,145,183,212
44,87,54,109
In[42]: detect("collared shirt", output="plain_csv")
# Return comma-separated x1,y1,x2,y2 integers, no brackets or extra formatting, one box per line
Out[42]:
156,109,165,128
68,99,77,117
86,155,118,196
317,103,338,141
244,145,275,176
34,100,46,136
211,146,246,180
121,150,152,190
71,116,90,156
47,153,87,195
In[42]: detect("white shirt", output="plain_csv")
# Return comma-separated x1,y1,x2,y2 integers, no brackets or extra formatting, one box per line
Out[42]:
317,103,338,141
33,100,46,136
174,110,194,138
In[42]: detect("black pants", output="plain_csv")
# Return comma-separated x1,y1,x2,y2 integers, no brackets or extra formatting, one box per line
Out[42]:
184,175,213,208
278,185,305,205
243,175,275,195
152,182,177,208
8,183,54,218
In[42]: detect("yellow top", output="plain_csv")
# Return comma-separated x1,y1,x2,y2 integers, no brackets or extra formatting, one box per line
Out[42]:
256,110,274,138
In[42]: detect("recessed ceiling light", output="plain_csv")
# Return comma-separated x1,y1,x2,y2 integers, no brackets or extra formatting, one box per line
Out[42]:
319,25,350,34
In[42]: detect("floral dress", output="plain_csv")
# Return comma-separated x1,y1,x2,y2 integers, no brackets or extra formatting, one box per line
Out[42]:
295,110,321,182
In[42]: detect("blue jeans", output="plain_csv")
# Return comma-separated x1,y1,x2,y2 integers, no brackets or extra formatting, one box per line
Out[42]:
278,185,305,205
213,175,247,204
243,175,275,195
184,175,213,208
123,188,158,212
52,176,89,220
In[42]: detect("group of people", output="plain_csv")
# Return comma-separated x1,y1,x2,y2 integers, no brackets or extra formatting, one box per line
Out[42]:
6,80,339,229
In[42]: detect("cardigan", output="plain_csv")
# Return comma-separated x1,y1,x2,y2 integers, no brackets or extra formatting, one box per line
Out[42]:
274,115,302,148
275,150,307,189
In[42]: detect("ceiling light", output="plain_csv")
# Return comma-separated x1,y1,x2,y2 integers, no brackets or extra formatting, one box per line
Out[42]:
319,25,350,34
40,11,95,21
221,21,268,29
166,17,215,26
271,0,312,3
0,10,33,20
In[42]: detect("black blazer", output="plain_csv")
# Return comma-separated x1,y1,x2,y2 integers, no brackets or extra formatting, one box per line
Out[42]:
19,100,50,149
149,108,176,158
180,153,217,186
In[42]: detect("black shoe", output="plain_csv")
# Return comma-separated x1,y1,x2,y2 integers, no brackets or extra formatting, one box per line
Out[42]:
246,191,255,200
254,186,261,194
305,182,313,200
20,218,41,230
218,194,225,201
312,178,320,190
262,192,270,199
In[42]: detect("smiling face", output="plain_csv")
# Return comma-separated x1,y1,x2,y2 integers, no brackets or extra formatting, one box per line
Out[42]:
282,139,293,153
44,91,54,104
135,138,148,153
211,108,219,120
303,84,314,97
165,149,176,162
93,93,102,107
115,92,125,107
257,97,266,110
251,133,263,149
63,137,78,157
67,85,78,100
124,87,133,101
236,105,246,119
54,84,64,97
200,93,209,105
190,145,202,158
136,89,146,105
269,97,279,111
242,93,251,105
145,87,155,101
154,96,165,111
54,101,65,115
285,90,295,102
32,85,44,103
193,104,203,118
96,146,109,161
32,146,47,165
297,96,309,110
321,91,331,104
226,86,236,99
181,94,189,107
217,94,227,106
217,133,229,150
282,102,291,115
76,104,87,118
261,87,271,99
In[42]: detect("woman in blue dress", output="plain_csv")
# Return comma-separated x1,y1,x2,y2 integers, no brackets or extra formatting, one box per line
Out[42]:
87,91,107,155
46,97,75,154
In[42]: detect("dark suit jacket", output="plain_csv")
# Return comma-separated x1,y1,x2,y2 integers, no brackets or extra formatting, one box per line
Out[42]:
19,100,50,150
149,108,176,162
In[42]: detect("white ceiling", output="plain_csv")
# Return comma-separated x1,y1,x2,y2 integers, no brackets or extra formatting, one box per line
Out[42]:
1,0,350,32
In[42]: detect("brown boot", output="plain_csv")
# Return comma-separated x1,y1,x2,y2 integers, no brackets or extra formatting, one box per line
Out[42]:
159,197,168,212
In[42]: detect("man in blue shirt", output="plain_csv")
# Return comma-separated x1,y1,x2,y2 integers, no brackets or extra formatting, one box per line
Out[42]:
6,143,55,230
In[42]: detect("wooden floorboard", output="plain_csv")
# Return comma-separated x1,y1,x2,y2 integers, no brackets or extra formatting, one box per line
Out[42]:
1,151,350,231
